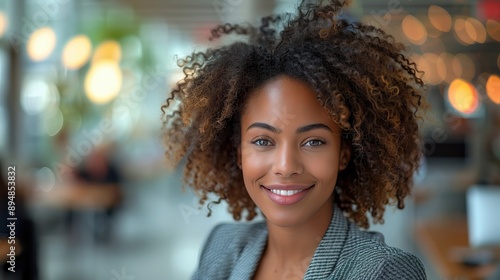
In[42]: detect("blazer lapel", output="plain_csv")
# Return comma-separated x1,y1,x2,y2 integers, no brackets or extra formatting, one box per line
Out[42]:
303,206,349,279
229,222,268,280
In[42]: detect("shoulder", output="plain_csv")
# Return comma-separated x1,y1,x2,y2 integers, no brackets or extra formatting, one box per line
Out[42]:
372,249,426,280
200,222,267,256
191,221,266,280
336,229,426,279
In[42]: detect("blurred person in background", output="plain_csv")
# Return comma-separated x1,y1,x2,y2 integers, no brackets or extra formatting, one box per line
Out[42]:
1,159,39,280
64,142,123,242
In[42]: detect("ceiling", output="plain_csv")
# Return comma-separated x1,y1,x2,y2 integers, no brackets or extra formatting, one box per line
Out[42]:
83,0,484,38
74,0,497,58
82,0,277,39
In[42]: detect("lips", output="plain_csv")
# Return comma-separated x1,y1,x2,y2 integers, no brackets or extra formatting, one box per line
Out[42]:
261,184,314,205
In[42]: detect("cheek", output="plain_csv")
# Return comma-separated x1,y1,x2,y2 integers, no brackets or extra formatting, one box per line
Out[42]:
304,153,340,184
241,149,270,185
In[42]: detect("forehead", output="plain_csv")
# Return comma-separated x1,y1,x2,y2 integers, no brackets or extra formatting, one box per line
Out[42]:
241,75,333,124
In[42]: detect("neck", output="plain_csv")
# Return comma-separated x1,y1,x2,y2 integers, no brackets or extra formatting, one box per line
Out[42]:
264,203,333,267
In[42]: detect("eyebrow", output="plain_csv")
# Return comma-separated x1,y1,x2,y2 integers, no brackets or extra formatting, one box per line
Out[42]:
246,122,333,134
296,123,333,134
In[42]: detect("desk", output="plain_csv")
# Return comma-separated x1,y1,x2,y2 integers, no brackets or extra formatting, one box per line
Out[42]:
31,183,121,280
416,218,500,280
33,183,120,209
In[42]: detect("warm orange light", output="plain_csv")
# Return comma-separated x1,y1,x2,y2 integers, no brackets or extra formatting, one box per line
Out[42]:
84,60,122,104
454,18,474,45
465,17,486,43
62,35,92,70
419,53,443,85
27,27,57,61
448,79,479,114
0,11,7,38
486,20,500,41
486,75,500,104
428,5,452,32
436,54,447,82
92,40,121,63
451,55,463,78
437,53,456,83
402,15,428,45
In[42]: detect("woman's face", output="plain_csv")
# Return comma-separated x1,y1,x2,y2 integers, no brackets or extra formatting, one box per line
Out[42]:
238,75,350,228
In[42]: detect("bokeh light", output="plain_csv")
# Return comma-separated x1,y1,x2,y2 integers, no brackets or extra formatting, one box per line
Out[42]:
84,60,123,104
488,20,500,41
465,17,486,43
402,15,428,45
62,35,93,70
428,5,452,32
92,40,122,63
447,79,479,115
414,55,429,84
27,27,57,61
0,11,8,38
418,53,443,85
451,55,463,79
43,109,64,136
437,53,457,83
436,54,447,82
486,74,500,104
454,18,475,45
35,167,56,192
21,80,58,115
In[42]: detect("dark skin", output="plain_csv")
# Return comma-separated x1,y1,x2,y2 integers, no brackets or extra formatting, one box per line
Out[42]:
237,76,350,279
162,0,426,277
162,0,425,230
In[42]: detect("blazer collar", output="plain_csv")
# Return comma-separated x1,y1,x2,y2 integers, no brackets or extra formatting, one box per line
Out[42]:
229,206,349,280
303,206,349,279
229,222,267,280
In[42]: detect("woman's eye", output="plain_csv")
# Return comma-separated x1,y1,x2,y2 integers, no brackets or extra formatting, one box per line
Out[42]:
252,139,272,146
304,140,324,147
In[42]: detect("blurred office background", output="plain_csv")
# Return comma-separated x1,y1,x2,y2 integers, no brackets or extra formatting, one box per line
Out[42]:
0,0,499,279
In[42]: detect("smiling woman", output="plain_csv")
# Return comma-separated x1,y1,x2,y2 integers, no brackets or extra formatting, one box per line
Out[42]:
161,0,427,279
239,76,350,231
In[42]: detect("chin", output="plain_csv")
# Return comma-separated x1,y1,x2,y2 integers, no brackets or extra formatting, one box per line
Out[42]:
262,209,311,228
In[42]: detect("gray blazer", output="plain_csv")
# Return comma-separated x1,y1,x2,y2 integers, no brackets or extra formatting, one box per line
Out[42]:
192,207,426,279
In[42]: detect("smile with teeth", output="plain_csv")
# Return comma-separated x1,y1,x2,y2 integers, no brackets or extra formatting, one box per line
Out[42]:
269,189,304,196
262,185,314,205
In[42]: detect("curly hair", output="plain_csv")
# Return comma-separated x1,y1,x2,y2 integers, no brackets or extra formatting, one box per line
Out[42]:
161,0,426,229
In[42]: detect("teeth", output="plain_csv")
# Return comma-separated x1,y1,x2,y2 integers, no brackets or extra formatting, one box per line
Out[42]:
270,189,303,196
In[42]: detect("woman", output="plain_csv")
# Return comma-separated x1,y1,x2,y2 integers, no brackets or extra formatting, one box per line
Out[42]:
162,0,427,279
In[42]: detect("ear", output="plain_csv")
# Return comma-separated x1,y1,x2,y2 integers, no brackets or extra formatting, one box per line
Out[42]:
338,141,351,171
237,145,242,169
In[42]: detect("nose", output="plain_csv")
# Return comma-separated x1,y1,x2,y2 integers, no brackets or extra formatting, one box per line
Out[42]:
272,143,303,177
